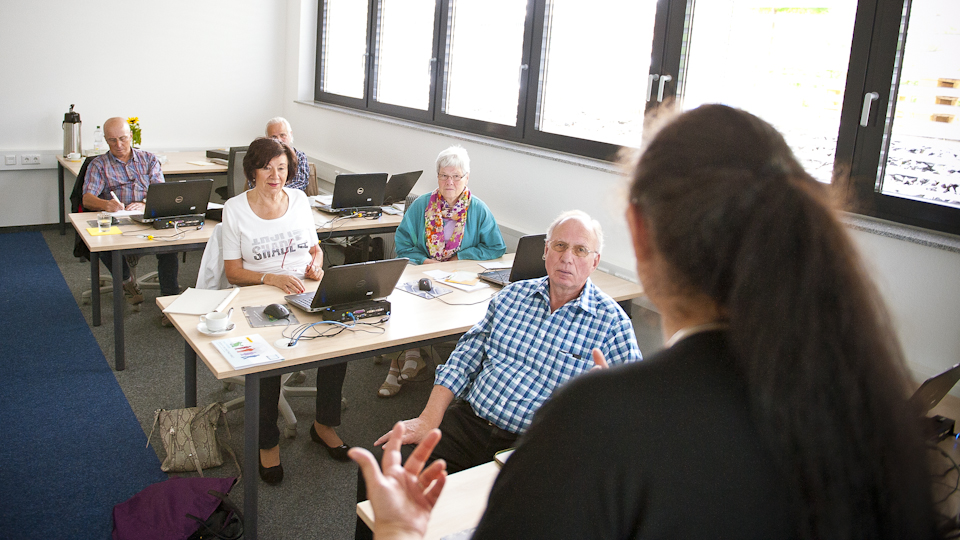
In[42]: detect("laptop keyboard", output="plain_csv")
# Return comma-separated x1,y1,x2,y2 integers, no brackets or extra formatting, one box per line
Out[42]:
287,293,314,311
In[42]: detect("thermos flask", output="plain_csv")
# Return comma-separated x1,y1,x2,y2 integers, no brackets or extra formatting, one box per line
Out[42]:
62,104,82,157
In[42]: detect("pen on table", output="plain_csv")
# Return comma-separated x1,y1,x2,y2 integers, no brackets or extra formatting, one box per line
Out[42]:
110,191,122,209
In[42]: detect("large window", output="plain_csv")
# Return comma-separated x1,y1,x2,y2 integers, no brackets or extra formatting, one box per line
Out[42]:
315,0,960,236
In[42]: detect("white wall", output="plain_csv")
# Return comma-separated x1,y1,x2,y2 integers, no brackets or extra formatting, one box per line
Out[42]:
280,0,960,382
0,0,288,227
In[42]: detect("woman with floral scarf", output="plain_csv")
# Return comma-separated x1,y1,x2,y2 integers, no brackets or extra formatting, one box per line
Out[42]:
380,145,506,397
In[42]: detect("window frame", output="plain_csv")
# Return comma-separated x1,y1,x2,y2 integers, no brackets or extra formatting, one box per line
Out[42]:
314,0,960,237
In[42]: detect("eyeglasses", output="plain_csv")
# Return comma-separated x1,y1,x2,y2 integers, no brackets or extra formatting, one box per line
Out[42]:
438,173,464,182
547,240,598,258
105,136,131,144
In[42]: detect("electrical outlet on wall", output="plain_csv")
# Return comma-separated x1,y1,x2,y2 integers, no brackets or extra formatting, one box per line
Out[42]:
21,154,41,165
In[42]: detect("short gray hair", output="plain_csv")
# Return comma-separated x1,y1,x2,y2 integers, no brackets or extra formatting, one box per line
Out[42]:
265,117,293,143
436,145,470,175
546,210,604,254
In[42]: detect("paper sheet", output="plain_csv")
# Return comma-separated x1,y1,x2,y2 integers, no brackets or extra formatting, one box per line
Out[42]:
212,334,284,369
477,261,512,270
186,160,218,166
423,270,490,292
86,226,122,236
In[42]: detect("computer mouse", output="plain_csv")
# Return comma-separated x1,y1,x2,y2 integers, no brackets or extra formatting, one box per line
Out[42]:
264,303,290,319
418,278,433,291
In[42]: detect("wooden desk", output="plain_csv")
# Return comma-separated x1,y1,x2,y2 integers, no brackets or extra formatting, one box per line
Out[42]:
70,212,216,370
57,151,227,235
158,257,643,540
358,461,500,540
313,207,404,238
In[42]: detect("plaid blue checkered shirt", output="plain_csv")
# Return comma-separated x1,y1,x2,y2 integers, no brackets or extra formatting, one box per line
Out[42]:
84,148,164,204
285,148,309,191
434,276,641,435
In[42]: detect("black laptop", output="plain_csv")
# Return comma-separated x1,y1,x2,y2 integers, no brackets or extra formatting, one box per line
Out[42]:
478,234,548,286
382,170,423,206
314,173,388,214
285,258,408,313
130,179,213,224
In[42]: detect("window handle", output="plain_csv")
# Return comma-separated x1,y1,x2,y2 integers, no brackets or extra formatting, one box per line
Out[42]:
860,92,880,127
646,74,660,102
657,74,673,103
518,63,529,85
429,57,436,75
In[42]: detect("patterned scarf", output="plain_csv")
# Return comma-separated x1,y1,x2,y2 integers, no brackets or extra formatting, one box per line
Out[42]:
424,187,471,261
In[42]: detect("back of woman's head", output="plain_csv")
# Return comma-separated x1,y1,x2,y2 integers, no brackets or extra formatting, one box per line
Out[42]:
629,104,935,539
243,137,298,183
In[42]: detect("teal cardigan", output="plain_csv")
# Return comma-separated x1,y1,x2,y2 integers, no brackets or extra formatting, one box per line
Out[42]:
395,192,506,264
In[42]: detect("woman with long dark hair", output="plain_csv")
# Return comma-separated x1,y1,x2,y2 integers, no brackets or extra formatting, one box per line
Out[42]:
351,105,937,539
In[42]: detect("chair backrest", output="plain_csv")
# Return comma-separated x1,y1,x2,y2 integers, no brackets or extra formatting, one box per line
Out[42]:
305,162,319,196
196,223,230,290
225,146,249,200
69,155,98,213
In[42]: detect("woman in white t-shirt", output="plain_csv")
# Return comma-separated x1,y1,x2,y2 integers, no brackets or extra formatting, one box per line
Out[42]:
222,137,351,485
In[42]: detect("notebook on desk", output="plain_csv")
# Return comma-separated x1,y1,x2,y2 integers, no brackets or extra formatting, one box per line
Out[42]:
130,179,214,224
313,173,388,214
478,234,548,287
285,258,408,313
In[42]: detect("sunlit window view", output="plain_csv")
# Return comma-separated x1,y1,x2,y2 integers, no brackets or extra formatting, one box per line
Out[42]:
443,0,527,126
321,0,370,99
536,0,656,148
680,3,857,182
879,0,960,210
373,0,437,110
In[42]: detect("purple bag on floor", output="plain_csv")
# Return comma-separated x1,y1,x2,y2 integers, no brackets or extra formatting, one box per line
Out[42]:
112,476,237,540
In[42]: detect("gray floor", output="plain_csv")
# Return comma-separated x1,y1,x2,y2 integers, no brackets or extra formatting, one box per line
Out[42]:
40,227,662,540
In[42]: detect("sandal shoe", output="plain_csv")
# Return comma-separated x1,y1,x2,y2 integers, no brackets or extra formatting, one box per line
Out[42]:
399,354,427,383
311,424,352,462
378,367,401,398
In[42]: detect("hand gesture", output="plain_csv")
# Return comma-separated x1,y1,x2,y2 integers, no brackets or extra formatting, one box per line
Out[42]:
375,418,434,447
265,273,305,294
350,422,447,540
590,348,609,371
305,248,324,281
125,201,145,212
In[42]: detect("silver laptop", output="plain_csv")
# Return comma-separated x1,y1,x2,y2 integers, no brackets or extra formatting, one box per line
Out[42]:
910,362,960,414
478,234,548,286
314,173,388,214
285,258,408,312
130,179,213,223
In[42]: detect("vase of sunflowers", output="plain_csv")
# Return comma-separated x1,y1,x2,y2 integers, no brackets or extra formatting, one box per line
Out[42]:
127,117,142,147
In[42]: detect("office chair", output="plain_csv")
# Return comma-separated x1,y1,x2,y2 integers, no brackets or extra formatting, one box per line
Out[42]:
68,156,155,308
197,223,325,439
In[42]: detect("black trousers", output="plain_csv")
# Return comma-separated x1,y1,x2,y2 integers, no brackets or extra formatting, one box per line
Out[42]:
355,400,518,539
258,362,348,449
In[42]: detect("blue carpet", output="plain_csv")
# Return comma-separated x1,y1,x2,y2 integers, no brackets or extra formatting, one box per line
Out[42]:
0,232,166,539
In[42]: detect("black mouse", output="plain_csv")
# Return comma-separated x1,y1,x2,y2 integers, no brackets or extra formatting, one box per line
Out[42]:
264,303,290,319
418,278,433,291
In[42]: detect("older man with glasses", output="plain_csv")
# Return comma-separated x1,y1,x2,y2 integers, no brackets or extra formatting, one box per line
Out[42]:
264,117,310,192
81,116,181,327
355,209,641,539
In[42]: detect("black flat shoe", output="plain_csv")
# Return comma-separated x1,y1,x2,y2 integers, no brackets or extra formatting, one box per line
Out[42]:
311,424,352,462
258,458,284,484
